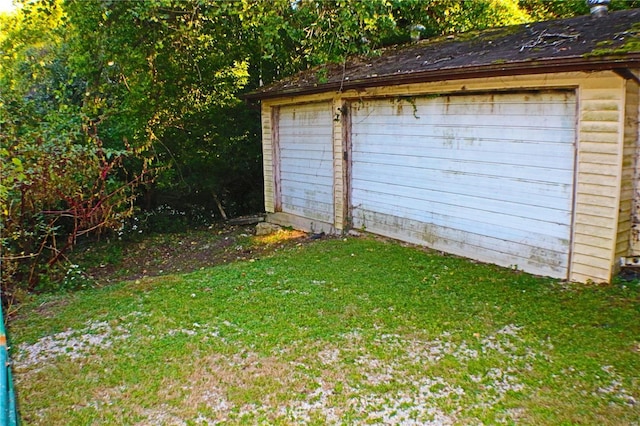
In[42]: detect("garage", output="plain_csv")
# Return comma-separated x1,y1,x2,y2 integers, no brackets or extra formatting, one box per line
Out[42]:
276,102,334,224
251,8,640,283
349,91,576,278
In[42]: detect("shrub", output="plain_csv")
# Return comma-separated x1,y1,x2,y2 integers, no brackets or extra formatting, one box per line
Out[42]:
0,118,149,301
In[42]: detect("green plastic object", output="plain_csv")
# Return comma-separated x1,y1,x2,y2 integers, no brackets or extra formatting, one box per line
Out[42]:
0,300,18,426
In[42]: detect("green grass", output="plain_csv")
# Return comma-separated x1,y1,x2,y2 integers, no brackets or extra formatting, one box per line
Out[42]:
9,236,640,425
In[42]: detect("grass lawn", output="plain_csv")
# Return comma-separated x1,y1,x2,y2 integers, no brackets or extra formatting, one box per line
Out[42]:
8,230,640,425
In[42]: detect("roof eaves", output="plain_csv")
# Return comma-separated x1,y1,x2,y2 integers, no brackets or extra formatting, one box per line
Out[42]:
245,54,640,101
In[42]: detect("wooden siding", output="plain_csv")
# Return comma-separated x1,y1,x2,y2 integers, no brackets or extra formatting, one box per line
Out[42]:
277,102,334,224
628,78,640,255
350,92,576,278
332,98,346,231
259,71,631,283
571,76,626,283
262,103,275,213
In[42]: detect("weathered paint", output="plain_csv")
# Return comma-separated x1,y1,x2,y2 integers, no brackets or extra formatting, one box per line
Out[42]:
628,78,640,255
332,97,347,231
571,75,626,282
262,103,275,213
350,92,576,278
275,102,335,225
259,70,638,283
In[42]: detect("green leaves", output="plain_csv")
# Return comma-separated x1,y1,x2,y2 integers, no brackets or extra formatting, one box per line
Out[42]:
10,157,23,169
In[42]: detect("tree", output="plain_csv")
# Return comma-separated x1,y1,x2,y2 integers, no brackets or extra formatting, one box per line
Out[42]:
242,0,534,85
518,0,640,20
62,0,262,217
0,1,149,297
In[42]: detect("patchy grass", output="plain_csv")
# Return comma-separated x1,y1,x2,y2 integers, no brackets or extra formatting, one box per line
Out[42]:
68,225,308,287
8,233,640,425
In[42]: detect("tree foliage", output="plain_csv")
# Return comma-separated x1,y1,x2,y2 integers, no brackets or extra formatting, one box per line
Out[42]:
518,0,640,20
0,1,150,298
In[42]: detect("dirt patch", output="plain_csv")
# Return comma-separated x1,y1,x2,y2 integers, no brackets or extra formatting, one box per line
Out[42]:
80,224,312,286
32,298,72,319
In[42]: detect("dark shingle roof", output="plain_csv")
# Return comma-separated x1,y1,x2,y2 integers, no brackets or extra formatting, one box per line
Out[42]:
247,8,640,100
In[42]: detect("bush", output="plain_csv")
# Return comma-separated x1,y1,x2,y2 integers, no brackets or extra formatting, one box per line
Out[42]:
0,120,149,301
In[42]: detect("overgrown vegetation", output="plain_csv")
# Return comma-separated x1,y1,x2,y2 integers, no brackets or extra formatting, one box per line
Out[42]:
2,0,639,296
10,234,639,424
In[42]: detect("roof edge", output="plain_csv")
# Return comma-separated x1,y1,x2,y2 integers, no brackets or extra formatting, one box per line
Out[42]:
245,54,640,101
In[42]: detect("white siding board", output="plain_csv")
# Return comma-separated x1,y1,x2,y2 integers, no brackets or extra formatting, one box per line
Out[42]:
577,173,618,186
573,233,611,250
352,179,571,227
575,202,616,218
581,100,621,110
581,132,620,144
579,152,619,165
352,153,573,184
582,111,620,122
621,79,639,257
278,102,334,223
572,253,612,271
355,132,576,149
262,103,275,213
580,141,619,154
572,243,611,259
577,182,620,197
354,138,573,169
350,91,576,279
571,77,624,278
574,162,620,177
278,164,333,179
355,211,568,277
580,122,621,133
351,189,570,247
353,167,570,209
354,117,574,132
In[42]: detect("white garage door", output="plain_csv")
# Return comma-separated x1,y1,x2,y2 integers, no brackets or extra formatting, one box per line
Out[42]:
278,102,334,223
350,91,576,278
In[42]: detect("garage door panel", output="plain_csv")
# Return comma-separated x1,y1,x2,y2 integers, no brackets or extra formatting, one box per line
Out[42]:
280,188,334,218
352,163,573,202
352,186,571,241
282,197,333,223
350,91,576,278
352,164,573,204
280,102,333,123
281,157,333,171
279,122,334,131
356,207,568,259
279,102,334,223
352,180,572,226
352,154,573,184
354,92,575,116
356,210,567,277
353,144,572,170
281,179,334,198
356,134,576,154
279,163,333,179
280,143,334,155
354,98,575,128
354,119,575,138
